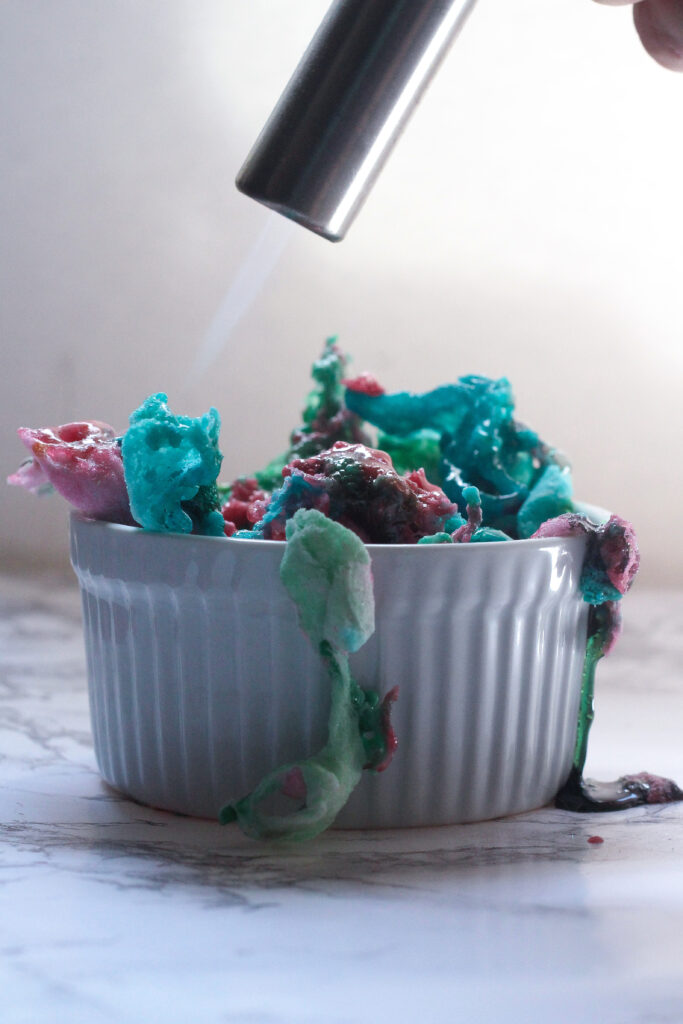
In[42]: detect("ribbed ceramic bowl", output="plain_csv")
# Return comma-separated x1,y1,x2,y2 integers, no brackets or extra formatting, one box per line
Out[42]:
70,512,592,829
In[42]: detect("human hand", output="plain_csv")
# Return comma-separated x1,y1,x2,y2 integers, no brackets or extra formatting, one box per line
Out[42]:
594,0,683,70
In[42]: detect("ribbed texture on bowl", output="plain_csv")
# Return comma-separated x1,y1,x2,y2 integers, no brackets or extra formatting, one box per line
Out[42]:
70,515,589,828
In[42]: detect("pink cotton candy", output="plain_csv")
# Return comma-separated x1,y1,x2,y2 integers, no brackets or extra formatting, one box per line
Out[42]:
598,515,640,595
621,771,683,804
531,512,586,540
281,442,458,544
221,477,268,535
8,456,51,494
532,513,640,597
342,373,386,397
8,421,135,525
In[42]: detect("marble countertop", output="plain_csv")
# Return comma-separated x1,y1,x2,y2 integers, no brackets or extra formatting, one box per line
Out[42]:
1,573,682,1024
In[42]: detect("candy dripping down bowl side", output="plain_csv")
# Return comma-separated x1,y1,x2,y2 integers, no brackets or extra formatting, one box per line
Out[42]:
69,511,594,829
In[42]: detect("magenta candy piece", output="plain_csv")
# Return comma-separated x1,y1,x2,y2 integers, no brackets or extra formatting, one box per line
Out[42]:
8,421,135,525
531,512,640,595
279,441,458,543
531,512,584,540
280,767,308,802
621,771,683,803
342,372,386,397
221,477,268,534
599,515,640,595
7,456,50,494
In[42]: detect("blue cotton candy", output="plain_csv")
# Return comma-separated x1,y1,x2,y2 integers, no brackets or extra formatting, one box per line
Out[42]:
470,527,511,543
121,393,224,535
346,374,567,540
345,376,514,438
517,463,574,539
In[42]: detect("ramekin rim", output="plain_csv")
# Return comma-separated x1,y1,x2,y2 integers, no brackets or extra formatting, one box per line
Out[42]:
70,503,610,552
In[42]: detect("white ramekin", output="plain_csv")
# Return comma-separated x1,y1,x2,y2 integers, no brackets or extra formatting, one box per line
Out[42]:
70,512,591,828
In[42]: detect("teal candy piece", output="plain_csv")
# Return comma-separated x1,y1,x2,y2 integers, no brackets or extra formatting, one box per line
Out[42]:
440,454,527,525
516,464,574,539
418,532,453,544
470,527,511,543
462,484,481,506
345,375,514,437
121,393,224,535
220,510,382,842
579,566,623,605
443,512,466,532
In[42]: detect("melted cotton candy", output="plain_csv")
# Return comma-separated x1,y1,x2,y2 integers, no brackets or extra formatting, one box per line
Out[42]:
247,441,458,544
219,509,398,842
533,514,681,813
534,512,640,611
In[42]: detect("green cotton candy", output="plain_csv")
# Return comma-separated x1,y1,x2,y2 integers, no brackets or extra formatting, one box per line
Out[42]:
280,509,375,654
121,393,224,535
302,336,347,427
516,463,574,539
253,451,289,492
377,429,442,482
568,602,620,775
252,338,366,489
219,509,378,842
220,648,367,842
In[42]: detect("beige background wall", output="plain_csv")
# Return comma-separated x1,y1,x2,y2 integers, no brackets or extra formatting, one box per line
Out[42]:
2,0,682,584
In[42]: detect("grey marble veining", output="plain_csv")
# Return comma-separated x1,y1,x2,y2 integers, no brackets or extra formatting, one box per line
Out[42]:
1,574,682,1024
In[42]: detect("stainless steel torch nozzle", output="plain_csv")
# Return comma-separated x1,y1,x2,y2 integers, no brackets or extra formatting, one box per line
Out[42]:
236,0,478,241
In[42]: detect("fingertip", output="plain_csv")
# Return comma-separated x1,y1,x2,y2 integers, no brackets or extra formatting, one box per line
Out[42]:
634,0,683,70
